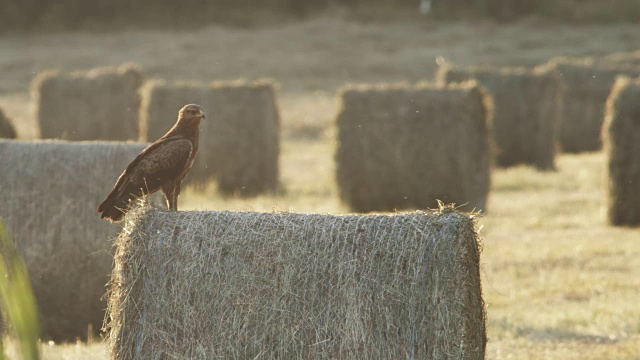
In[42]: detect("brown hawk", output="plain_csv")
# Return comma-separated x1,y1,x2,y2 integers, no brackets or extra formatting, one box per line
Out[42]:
98,104,204,222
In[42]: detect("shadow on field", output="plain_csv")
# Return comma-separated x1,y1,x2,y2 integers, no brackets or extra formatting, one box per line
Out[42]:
515,326,618,344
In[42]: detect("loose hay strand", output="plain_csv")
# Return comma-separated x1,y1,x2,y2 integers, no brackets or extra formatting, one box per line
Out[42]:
107,205,486,359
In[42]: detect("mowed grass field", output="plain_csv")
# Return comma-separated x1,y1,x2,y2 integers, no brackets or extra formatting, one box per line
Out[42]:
2,16,640,359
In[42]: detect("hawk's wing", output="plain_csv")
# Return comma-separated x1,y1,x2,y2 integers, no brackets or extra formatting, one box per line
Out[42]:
97,136,194,221
115,137,193,196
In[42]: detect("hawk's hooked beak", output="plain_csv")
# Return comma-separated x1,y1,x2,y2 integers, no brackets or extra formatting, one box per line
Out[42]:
199,110,205,119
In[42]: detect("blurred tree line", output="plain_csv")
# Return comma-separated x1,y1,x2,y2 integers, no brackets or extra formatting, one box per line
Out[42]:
1,0,639,32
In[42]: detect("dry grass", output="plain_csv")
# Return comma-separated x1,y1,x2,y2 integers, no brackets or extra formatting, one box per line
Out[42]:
481,152,640,359
2,18,640,360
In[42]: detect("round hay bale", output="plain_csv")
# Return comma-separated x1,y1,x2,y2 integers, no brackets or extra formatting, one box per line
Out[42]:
32,63,143,141
0,139,153,341
139,79,280,196
335,81,492,213
106,204,486,359
549,56,640,153
437,64,559,170
603,76,640,226
0,107,17,139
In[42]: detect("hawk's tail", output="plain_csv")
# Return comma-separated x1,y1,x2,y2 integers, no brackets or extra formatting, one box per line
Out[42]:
97,180,145,222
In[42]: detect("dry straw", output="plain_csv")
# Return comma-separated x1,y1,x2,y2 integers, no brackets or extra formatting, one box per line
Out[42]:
603,76,640,226
437,64,559,170
0,139,153,341
0,107,17,139
549,56,640,153
335,81,492,213
139,79,280,196
32,63,143,141
106,204,486,360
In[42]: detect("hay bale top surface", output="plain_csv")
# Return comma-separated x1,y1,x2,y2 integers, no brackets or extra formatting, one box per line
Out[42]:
604,50,640,65
108,203,486,359
338,80,488,106
139,77,279,139
146,78,278,90
436,64,556,95
550,55,640,70
125,200,478,225
438,63,553,79
117,203,482,246
32,63,142,91
549,56,640,91
336,80,492,127
548,55,598,67
341,79,479,92
0,139,152,213
0,139,151,201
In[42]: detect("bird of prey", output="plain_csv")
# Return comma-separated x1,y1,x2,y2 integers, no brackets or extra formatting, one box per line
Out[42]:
98,104,205,222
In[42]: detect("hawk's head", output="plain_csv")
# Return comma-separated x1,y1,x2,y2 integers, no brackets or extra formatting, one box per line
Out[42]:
179,104,205,122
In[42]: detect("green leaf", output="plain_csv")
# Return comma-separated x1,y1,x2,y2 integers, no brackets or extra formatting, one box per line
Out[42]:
0,220,40,360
